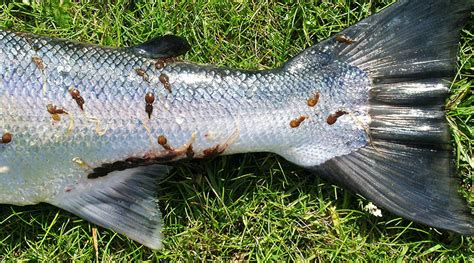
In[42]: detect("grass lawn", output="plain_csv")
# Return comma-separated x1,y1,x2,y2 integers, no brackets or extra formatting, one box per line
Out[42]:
0,0,472,261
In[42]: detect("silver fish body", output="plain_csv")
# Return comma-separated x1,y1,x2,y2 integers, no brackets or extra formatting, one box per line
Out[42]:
0,30,369,205
1,0,473,249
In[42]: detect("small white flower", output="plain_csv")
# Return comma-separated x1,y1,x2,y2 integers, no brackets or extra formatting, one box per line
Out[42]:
364,202,382,217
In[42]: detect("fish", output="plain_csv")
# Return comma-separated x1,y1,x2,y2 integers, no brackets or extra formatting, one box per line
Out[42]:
0,0,473,250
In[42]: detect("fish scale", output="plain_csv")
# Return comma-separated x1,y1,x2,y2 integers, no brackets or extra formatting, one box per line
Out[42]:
1,0,473,250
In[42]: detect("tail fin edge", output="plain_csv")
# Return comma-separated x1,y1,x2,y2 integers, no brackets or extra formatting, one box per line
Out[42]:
312,0,473,235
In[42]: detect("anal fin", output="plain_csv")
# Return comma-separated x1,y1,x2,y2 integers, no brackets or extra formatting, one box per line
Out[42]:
50,164,171,249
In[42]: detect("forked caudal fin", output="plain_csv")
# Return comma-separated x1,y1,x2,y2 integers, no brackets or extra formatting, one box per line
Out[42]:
309,0,474,235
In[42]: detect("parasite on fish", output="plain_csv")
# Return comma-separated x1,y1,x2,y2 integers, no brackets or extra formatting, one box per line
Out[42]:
145,92,155,118
157,135,173,151
31,55,45,71
69,88,85,110
46,103,68,121
289,115,308,128
0,132,12,144
155,60,165,70
307,92,320,107
135,68,149,82
335,34,355,44
186,144,195,158
159,73,172,93
202,144,224,157
326,110,347,125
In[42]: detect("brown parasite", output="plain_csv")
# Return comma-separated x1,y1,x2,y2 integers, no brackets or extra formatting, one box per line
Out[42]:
47,104,68,121
157,135,173,151
69,88,85,110
159,73,172,93
135,68,150,82
202,144,225,158
307,92,320,107
335,34,355,44
31,56,45,71
185,144,195,158
327,110,348,125
145,92,155,118
289,115,308,128
0,132,12,144
154,57,177,70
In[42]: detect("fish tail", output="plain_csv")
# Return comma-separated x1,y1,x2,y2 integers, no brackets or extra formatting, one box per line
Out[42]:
314,0,473,234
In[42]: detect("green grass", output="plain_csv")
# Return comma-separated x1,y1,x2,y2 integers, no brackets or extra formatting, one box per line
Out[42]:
0,0,472,261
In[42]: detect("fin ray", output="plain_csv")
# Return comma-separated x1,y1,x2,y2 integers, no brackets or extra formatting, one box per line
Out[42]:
50,164,171,249
308,0,474,234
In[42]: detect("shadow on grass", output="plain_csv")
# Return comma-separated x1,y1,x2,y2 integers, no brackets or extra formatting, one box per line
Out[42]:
3,153,466,260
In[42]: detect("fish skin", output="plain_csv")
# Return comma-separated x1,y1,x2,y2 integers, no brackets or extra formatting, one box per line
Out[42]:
0,29,369,205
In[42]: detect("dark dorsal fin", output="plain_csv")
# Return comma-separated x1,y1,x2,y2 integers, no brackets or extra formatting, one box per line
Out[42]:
129,34,190,59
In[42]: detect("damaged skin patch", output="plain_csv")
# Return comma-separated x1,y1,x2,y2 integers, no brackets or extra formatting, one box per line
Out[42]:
87,154,175,179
